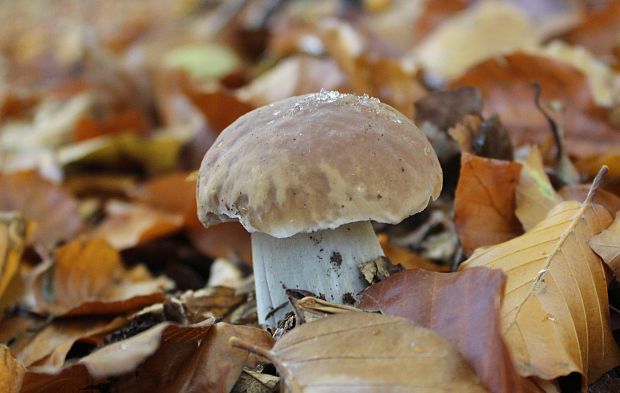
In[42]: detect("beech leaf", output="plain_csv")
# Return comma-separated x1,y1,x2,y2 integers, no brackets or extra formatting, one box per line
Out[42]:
233,312,486,392
0,172,82,247
32,238,172,316
590,212,620,276
460,183,620,385
0,345,24,393
455,152,523,256
515,146,562,230
359,267,526,393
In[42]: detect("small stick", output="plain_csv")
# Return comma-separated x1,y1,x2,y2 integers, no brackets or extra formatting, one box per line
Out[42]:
585,165,608,205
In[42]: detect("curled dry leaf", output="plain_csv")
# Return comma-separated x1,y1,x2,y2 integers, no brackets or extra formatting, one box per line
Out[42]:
413,1,538,83
378,234,449,272
0,172,82,247
515,146,563,230
450,52,620,173
455,153,523,256
559,185,620,216
359,267,527,393
20,321,213,393
1,345,24,393
237,55,346,108
22,321,273,393
32,238,171,316
562,1,620,62
91,200,184,250
590,212,620,276
460,187,620,385
0,213,29,306
16,317,126,369
233,312,486,393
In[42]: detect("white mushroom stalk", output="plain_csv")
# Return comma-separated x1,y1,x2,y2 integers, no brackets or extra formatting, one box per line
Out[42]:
252,221,383,326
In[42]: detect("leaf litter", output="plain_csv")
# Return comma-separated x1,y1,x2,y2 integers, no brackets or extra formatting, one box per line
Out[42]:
2,1,620,392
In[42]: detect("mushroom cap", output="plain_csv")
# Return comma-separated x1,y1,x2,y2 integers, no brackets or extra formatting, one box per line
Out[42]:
197,91,442,238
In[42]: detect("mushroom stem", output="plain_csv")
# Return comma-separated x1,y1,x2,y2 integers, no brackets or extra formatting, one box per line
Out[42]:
252,221,384,326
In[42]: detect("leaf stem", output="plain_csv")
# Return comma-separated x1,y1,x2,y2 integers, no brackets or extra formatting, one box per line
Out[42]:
585,166,608,205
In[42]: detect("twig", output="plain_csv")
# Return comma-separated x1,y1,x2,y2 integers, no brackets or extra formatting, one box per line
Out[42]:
584,165,608,205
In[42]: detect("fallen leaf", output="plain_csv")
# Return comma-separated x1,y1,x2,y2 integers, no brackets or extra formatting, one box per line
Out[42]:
31,238,172,316
450,52,620,169
0,213,29,306
20,321,214,393
454,153,523,256
562,1,620,63
188,222,252,264
16,317,126,368
378,234,449,272
183,82,254,133
460,187,620,385
515,146,563,230
91,200,184,250
559,185,620,215
129,171,201,229
73,107,151,142
231,370,279,393
0,172,82,247
161,42,242,82
590,212,620,275
237,55,346,108
232,312,486,392
413,1,538,83
411,0,468,43
179,286,247,323
359,267,527,393
0,345,24,393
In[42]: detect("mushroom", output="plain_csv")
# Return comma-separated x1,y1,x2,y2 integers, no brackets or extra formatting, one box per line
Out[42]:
197,90,442,326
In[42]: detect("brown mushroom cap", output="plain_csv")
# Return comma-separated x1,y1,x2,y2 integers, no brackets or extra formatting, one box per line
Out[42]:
197,91,442,238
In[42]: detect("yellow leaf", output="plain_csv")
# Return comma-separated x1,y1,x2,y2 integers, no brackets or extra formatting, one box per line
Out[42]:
590,212,620,275
0,345,24,393
460,197,620,385
0,213,29,303
515,146,562,230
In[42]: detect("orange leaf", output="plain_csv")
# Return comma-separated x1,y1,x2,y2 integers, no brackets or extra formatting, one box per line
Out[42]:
454,153,523,256
32,238,171,316
0,172,82,247
450,53,620,167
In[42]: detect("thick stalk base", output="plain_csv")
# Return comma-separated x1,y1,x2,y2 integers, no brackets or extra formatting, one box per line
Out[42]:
252,221,383,326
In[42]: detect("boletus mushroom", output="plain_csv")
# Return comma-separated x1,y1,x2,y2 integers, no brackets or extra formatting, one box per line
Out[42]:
197,90,442,326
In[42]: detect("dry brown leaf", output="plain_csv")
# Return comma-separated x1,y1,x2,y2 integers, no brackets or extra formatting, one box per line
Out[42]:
21,320,272,393
183,82,254,133
0,172,82,247
32,238,171,316
450,52,620,170
460,192,620,385
0,344,24,393
233,312,486,392
16,317,126,368
130,171,201,229
20,321,214,393
560,185,620,215
411,0,468,43
0,213,29,306
237,55,346,108
378,234,449,272
359,267,527,393
590,212,620,275
515,146,563,230
188,222,252,264
413,2,538,82
455,153,524,256
91,200,184,250
562,1,620,63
